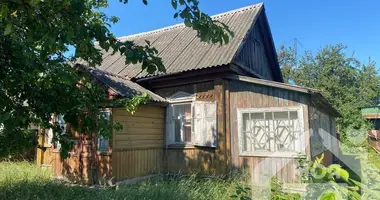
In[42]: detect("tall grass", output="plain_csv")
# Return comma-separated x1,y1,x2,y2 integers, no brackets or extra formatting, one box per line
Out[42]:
0,162,247,200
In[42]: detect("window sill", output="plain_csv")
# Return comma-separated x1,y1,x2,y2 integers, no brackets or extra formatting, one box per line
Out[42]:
166,144,217,150
96,151,112,156
167,144,196,149
239,152,306,158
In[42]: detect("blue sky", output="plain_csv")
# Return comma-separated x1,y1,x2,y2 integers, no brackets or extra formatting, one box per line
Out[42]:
103,0,380,66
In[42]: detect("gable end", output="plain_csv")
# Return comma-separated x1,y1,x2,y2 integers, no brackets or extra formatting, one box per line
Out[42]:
232,7,283,82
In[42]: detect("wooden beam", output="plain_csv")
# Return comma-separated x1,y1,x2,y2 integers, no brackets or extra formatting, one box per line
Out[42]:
214,79,226,173
231,62,265,79
225,74,310,94
224,79,231,171
363,114,380,119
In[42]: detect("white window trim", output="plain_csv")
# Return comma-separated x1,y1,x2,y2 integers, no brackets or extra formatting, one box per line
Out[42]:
166,99,194,145
237,106,305,157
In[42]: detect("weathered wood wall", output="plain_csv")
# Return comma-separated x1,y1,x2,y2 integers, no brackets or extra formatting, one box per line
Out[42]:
228,80,310,183
309,105,336,166
154,81,228,174
112,105,165,181
234,22,274,80
36,123,109,184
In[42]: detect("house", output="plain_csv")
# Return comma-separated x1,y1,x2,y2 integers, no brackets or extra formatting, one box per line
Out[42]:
36,3,340,184
361,106,380,151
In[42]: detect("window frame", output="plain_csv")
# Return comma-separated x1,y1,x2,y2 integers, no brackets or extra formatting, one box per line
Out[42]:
168,101,193,145
237,106,305,158
97,110,111,153
166,93,195,146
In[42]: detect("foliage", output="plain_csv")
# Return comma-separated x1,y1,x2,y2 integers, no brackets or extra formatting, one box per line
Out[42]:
270,177,301,200
0,129,36,159
0,0,233,158
0,162,246,200
278,44,380,139
230,185,252,200
297,153,380,200
116,93,151,114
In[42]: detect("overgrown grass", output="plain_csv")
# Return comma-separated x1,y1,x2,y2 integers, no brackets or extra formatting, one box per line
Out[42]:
0,161,247,200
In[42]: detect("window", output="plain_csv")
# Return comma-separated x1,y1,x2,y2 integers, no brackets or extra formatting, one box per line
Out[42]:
171,103,192,143
237,106,305,156
166,92,217,147
55,115,67,150
45,114,66,149
98,111,110,152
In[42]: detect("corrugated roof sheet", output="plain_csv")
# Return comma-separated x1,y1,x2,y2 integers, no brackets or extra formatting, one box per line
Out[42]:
97,3,264,79
87,68,166,102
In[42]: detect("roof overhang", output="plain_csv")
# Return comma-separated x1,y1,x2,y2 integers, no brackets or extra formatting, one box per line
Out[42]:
75,64,167,104
225,75,341,118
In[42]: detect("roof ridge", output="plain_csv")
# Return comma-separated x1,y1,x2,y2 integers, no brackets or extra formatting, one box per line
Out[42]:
117,2,263,41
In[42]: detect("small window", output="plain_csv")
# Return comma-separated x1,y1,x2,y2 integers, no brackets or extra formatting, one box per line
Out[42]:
171,103,192,143
166,92,217,147
98,111,110,152
238,107,305,156
54,114,67,150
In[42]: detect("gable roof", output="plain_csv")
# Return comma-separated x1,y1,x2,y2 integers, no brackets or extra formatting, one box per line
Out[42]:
96,3,280,80
85,67,166,102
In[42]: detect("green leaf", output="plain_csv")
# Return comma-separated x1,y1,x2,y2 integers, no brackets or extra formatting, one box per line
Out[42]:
171,0,178,10
319,190,336,200
142,0,148,5
4,23,12,35
173,12,179,18
184,18,192,27
339,168,349,181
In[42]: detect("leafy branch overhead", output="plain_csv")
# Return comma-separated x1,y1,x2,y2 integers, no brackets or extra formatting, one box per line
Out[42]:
0,0,232,158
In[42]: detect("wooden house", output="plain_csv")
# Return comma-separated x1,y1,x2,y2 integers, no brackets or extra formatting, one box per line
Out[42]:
37,3,340,184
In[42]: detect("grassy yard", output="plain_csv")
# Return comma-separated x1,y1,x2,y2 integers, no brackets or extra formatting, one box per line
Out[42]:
0,162,245,200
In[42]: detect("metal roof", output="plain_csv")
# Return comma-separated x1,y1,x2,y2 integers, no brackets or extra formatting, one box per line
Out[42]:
97,3,264,79
86,68,166,102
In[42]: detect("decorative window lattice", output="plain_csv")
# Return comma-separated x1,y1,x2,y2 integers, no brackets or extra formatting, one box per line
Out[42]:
238,107,304,156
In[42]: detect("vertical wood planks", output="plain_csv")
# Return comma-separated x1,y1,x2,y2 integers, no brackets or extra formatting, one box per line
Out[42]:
229,80,307,183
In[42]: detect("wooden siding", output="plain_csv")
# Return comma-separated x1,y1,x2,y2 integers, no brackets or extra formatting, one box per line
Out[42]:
154,81,215,100
154,81,227,174
113,106,165,150
229,80,309,183
234,23,274,80
113,149,164,181
165,148,218,174
309,106,336,166
112,105,165,181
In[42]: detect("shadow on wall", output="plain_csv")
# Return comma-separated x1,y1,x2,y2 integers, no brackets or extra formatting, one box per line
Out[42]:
165,127,228,175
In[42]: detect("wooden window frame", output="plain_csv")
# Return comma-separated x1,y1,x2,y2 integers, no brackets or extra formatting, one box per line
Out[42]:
167,98,194,146
237,106,305,158
97,111,111,153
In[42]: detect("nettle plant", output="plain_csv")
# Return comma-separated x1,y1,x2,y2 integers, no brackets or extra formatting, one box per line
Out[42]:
0,0,233,158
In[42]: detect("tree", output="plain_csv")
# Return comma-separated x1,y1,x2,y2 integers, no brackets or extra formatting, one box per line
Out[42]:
0,0,233,158
278,44,380,140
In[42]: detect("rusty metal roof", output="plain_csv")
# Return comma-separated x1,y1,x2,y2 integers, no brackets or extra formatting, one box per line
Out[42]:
97,3,264,79
87,68,166,102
